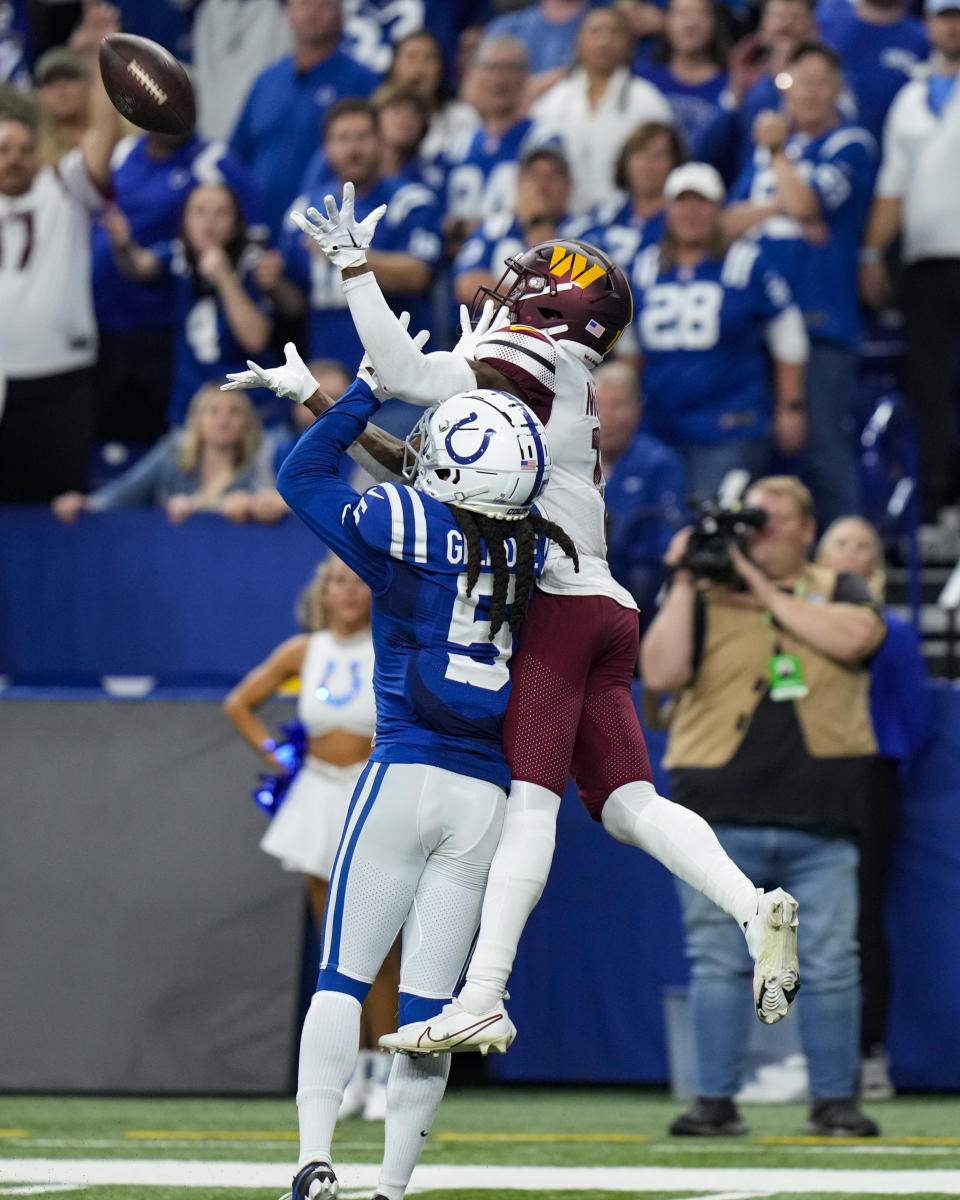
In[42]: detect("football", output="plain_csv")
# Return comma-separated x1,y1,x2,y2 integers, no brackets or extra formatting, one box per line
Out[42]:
99,33,196,137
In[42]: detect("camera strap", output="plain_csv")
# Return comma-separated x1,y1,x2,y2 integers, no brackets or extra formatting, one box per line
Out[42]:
762,577,809,702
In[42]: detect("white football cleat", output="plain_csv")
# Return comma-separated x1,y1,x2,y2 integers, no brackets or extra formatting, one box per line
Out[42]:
379,997,517,1056
744,887,800,1024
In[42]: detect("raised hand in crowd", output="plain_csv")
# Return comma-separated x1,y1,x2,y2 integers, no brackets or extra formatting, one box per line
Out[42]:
69,2,121,56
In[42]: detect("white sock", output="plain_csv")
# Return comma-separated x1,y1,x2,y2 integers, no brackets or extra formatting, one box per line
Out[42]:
457,782,561,1014
602,782,759,927
296,991,361,1169
377,1051,451,1200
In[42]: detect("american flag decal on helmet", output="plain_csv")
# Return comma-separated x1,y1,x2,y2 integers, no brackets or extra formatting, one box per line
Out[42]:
585,319,606,336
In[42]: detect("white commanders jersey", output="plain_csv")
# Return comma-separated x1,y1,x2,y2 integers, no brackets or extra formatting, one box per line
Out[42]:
473,323,637,611
0,148,105,378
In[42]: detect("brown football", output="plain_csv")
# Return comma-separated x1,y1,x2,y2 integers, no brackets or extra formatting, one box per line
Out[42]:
99,33,196,137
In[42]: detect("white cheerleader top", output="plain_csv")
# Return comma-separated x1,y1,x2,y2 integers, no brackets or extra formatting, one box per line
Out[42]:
297,629,377,738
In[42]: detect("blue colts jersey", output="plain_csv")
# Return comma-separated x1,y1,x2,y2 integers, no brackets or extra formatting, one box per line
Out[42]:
632,240,795,446
282,176,442,373
277,381,546,790
729,123,878,348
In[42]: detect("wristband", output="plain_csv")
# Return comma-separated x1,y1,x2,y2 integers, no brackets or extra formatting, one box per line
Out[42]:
859,246,883,264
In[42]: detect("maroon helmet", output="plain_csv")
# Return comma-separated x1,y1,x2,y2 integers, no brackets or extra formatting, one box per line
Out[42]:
473,238,634,367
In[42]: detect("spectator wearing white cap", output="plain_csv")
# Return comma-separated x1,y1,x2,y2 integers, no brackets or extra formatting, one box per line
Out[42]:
859,0,960,521
630,161,808,500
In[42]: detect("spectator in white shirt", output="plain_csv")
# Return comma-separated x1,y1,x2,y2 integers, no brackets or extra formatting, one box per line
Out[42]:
0,1,121,503
530,5,674,213
859,0,960,521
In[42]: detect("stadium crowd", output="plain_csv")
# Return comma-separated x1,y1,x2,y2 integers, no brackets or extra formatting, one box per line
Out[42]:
0,0,956,555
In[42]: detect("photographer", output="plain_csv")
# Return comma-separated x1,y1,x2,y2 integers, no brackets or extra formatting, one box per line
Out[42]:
641,475,885,1138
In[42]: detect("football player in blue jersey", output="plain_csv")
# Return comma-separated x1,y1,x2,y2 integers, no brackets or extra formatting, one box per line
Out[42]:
224,341,577,1200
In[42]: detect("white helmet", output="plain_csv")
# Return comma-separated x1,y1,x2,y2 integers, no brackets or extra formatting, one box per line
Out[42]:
403,389,551,521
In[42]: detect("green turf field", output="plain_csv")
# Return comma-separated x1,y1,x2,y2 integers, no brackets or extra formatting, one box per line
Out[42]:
1,1089,958,1199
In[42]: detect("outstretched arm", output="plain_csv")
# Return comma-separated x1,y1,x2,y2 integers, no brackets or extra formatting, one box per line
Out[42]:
291,186,478,407
274,377,391,591
223,338,417,482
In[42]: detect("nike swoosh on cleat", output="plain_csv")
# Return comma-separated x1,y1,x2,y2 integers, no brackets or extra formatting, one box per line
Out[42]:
416,1014,503,1047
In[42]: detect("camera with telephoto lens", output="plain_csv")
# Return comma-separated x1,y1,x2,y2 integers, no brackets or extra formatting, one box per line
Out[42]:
680,498,767,586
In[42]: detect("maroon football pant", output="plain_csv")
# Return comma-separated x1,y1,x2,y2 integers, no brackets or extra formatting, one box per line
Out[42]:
503,589,653,820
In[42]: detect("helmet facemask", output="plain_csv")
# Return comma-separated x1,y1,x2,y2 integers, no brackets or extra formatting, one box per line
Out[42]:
401,390,551,521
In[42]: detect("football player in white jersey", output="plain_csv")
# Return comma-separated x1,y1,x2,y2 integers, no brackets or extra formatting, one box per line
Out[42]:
286,185,802,1058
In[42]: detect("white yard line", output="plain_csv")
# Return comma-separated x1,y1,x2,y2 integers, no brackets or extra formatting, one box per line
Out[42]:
1,1160,960,1193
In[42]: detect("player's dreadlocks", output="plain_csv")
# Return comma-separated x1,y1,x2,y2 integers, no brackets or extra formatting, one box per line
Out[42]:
451,507,579,639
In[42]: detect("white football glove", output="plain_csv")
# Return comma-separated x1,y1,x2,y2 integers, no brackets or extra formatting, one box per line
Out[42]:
452,298,511,359
290,181,387,270
357,311,431,400
222,341,318,406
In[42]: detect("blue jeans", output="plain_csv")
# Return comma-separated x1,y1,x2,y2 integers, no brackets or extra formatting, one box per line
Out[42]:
804,342,862,529
679,438,771,503
677,824,860,1100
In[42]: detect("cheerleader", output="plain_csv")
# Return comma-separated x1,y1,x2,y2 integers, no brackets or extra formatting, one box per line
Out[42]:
224,556,397,1120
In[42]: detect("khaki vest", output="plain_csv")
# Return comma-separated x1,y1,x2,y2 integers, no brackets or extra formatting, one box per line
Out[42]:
664,563,877,769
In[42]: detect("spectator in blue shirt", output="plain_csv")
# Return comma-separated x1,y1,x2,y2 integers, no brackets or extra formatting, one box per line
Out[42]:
342,0,491,84
92,129,263,445
819,0,929,145
103,181,278,428
111,0,196,61
637,0,734,160
725,41,878,528
269,97,441,373
485,0,595,95
816,514,932,1100
229,0,381,238
0,0,31,89
443,34,537,256
596,359,688,626
452,145,582,306
726,0,817,170
633,162,809,500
